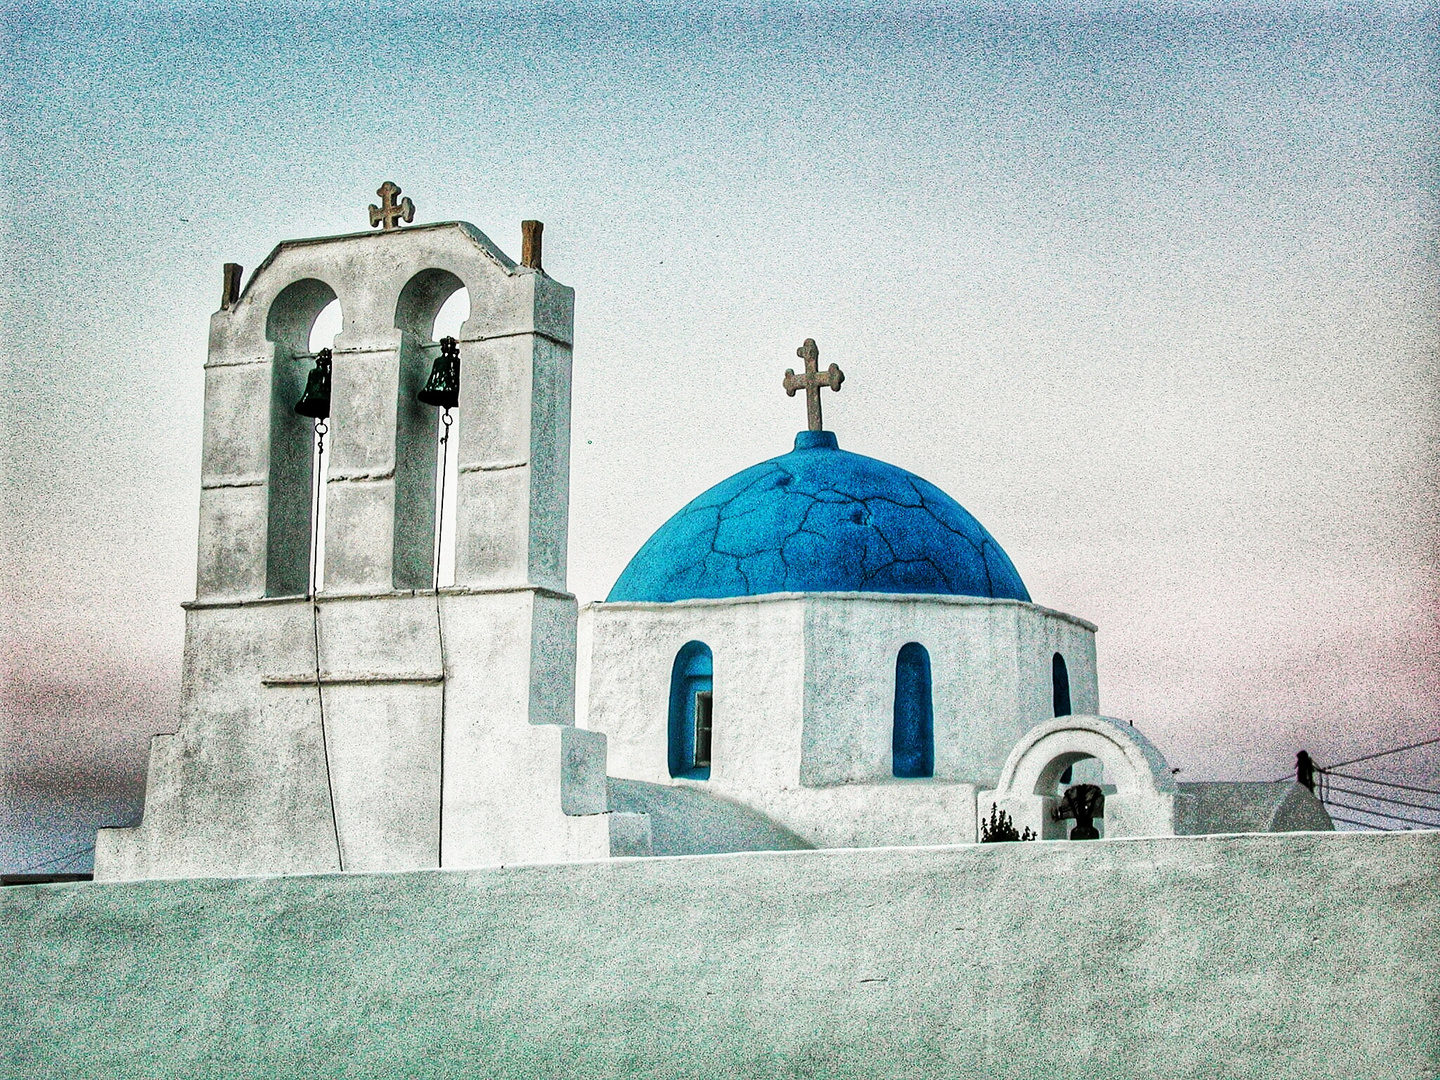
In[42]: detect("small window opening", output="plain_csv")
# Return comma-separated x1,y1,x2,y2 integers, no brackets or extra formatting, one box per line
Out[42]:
893,642,935,778
432,288,470,341
693,691,713,768
1052,652,1071,718
308,298,343,354
668,641,713,779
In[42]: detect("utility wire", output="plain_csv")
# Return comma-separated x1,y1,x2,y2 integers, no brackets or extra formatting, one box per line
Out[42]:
16,844,95,874
1323,771,1440,797
1321,784,1439,814
1323,735,1440,771
1321,799,1438,828
1329,815,1408,831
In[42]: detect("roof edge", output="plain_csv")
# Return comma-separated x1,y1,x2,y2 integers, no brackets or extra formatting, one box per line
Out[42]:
238,220,524,303
584,591,1097,631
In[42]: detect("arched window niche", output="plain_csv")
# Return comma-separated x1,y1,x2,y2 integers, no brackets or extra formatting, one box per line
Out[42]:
668,641,714,779
1053,652,1074,782
1052,653,1072,718
265,278,340,597
892,642,934,778
392,269,469,590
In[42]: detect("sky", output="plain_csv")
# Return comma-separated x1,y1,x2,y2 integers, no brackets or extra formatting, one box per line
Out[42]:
3,1,1437,870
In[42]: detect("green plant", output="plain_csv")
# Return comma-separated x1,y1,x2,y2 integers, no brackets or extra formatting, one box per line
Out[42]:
980,803,1036,842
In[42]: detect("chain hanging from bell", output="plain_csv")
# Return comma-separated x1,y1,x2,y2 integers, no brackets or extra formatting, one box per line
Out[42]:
294,348,333,419
418,337,460,411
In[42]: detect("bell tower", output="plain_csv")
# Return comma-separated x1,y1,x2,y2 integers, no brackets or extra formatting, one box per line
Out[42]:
96,189,647,881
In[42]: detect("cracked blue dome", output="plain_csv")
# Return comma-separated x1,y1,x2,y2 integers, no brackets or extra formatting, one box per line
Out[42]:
607,431,1030,603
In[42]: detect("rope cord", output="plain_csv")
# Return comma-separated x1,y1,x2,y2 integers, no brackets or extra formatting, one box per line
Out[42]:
433,408,453,866
310,419,343,872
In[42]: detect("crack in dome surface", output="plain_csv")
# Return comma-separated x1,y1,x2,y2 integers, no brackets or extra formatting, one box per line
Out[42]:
607,431,1030,603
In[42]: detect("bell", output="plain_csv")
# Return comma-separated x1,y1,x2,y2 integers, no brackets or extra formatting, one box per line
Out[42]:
294,348,332,419
418,337,460,410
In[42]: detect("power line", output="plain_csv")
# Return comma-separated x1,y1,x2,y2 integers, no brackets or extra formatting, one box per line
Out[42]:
1323,735,1440,771
1322,784,1440,815
1324,771,1440,797
16,844,95,874
1321,799,1438,829
1319,806,1434,829
1329,815,1411,831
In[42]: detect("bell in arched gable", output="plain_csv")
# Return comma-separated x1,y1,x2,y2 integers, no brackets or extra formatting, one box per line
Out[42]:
294,348,332,419
418,336,460,411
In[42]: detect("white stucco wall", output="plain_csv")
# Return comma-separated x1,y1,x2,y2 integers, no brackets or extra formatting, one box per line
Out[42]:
95,587,632,880
801,593,1097,784
581,592,1097,849
95,222,630,881
14,832,1437,1080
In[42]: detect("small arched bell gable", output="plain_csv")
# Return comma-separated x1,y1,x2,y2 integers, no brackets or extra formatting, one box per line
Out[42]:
893,642,934,778
980,715,1181,840
668,641,713,780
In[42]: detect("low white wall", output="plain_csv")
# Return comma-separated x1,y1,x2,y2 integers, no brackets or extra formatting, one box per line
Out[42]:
11,831,1436,1079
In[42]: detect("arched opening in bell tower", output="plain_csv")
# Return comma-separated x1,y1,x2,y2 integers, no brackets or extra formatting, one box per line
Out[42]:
265,278,340,597
394,270,469,590
304,299,342,591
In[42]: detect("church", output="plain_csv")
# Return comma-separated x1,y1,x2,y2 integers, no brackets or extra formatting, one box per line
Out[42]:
12,192,1433,1079
93,194,1330,879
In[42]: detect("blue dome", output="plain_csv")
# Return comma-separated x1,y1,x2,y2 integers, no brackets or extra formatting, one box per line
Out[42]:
607,431,1030,603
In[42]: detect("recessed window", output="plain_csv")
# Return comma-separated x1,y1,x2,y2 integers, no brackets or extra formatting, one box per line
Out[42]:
893,642,934,778
693,691,713,768
668,641,713,779
1052,652,1072,718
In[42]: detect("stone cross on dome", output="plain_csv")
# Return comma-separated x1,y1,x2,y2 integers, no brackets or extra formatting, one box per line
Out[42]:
368,181,415,231
783,338,845,431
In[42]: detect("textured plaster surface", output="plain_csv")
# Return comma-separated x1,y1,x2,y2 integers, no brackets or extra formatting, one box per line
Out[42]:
582,593,1096,849
96,587,618,880
608,431,1030,603
97,222,614,880
1176,781,1335,834
197,220,573,601
8,832,1437,1080
605,778,812,855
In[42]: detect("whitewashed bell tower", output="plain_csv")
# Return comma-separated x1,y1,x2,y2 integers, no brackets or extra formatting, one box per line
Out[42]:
97,185,647,880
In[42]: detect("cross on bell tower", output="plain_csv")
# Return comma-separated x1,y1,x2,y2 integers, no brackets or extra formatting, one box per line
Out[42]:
783,338,845,431
368,181,415,231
